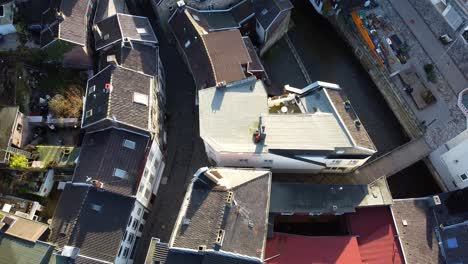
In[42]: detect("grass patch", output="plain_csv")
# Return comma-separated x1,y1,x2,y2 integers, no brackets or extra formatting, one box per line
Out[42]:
35,146,79,168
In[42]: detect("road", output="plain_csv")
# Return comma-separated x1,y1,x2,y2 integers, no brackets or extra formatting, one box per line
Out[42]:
125,2,208,263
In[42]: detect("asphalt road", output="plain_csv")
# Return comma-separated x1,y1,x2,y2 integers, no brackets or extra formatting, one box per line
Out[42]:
125,2,208,263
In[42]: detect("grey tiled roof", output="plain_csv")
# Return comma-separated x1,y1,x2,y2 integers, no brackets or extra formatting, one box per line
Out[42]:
253,0,293,29
95,13,157,51
99,42,160,77
72,128,149,196
94,0,128,23
393,190,468,264
50,184,134,263
172,169,271,259
59,0,92,45
82,65,154,133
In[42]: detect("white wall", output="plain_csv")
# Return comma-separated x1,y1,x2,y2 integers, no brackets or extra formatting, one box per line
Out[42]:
206,142,370,173
136,139,165,208
115,200,147,264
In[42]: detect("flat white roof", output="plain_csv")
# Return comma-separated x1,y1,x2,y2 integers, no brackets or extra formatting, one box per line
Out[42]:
199,78,268,152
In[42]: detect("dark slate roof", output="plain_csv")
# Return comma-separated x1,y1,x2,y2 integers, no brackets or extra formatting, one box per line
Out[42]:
253,0,292,29
393,189,468,264
242,37,265,73
325,89,376,151
0,106,18,163
169,8,214,89
94,0,128,23
172,169,271,260
149,242,262,264
59,0,92,45
49,184,134,263
184,0,254,33
99,42,160,77
72,128,148,196
95,13,157,51
82,65,154,133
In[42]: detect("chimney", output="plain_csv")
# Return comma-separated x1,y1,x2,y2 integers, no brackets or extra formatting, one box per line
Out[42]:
107,55,117,65
93,25,102,38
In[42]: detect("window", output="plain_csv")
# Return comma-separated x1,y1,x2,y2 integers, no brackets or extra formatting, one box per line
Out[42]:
16,124,22,133
123,231,127,241
122,139,136,150
127,216,132,226
136,27,148,35
460,173,468,181
145,188,151,199
103,34,110,40
114,168,129,180
149,173,155,184
122,247,129,258
130,237,140,259
139,223,144,232
85,109,93,118
133,92,148,105
446,238,458,249
118,246,123,257
143,211,149,220
138,185,144,193
88,85,96,95
137,208,142,216
132,219,139,230
127,233,134,243
184,40,191,48
261,8,268,15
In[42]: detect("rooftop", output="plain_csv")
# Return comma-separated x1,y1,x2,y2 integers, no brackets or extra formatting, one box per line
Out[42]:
199,79,376,154
170,168,272,260
393,189,468,264
265,233,363,264
94,13,158,51
94,0,128,23
0,211,49,243
253,0,293,29
99,42,160,76
0,195,42,220
269,181,392,214
0,106,18,163
41,0,94,46
0,234,54,264
82,65,156,134
169,6,256,89
72,128,149,196
49,184,134,263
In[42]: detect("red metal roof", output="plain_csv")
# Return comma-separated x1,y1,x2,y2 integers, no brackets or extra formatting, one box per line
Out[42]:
348,207,404,264
265,233,363,264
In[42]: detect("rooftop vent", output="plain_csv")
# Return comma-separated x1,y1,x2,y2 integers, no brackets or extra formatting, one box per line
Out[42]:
59,222,71,235
133,92,149,106
215,229,225,245
354,120,361,129
402,219,408,226
433,195,442,205
107,55,117,65
105,83,112,92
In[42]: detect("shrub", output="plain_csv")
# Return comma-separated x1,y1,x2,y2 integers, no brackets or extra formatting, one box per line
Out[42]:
9,154,29,169
48,85,83,118
424,64,437,83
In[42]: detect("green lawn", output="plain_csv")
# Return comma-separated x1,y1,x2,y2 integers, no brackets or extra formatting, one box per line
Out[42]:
35,146,80,168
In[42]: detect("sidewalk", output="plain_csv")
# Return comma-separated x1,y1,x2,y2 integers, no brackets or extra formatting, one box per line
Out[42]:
389,0,468,95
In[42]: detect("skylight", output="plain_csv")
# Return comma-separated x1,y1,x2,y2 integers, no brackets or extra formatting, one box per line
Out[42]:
137,27,148,35
123,139,136,150
114,168,129,180
133,92,149,106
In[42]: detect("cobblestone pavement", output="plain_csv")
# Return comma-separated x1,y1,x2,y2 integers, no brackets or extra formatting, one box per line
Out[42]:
126,2,209,263
407,0,468,80
373,0,466,148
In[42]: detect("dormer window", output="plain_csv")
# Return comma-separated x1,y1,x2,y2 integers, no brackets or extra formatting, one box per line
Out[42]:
88,85,96,95
103,34,110,40
133,92,148,106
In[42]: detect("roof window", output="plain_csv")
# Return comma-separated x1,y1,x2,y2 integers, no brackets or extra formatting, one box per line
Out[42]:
88,85,96,95
90,203,102,212
123,139,136,150
85,109,93,118
447,238,458,249
133,92,148,106
136,27,148,35
261,9,268,15
114,168,129,180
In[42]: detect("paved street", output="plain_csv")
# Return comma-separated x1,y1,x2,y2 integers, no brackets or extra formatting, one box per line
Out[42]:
389,0,468,95
126,2,208,263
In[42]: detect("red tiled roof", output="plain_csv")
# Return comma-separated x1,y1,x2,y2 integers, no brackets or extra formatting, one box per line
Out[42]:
348,207,405,264
265,233,363,264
